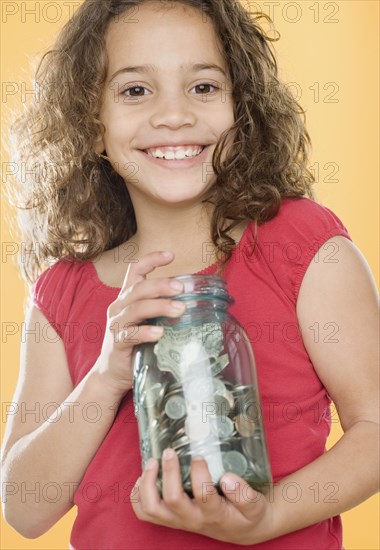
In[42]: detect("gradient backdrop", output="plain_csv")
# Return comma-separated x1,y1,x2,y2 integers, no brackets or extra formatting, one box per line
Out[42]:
1,1,379,548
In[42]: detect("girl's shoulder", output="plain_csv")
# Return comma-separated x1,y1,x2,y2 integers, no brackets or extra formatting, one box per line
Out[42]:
31,256,105,337
252,197,353,303
276,196,349,228
32,256,89,295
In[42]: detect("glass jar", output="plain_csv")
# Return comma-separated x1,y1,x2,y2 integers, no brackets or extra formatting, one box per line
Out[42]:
132,274,272,497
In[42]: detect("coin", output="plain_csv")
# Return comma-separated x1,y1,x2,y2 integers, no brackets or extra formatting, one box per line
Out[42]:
214,416,234,439
213,394,231,416
146,382,164,409
180,460,191,482
212,378,228,396
242,400,260,422
172,434,190,450
171,425,187,440
222,450,248,477
241,436,256,460
224,389,235,409
235,413,256,437
164,395,187,420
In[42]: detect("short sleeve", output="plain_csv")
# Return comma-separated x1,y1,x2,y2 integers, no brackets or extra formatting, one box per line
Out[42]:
256,198,353,303
31,257,78,339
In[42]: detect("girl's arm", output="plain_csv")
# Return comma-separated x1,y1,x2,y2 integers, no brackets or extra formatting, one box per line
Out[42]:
131,235,379,544
268,234,379,537
1,305,126,539
1,251,187,539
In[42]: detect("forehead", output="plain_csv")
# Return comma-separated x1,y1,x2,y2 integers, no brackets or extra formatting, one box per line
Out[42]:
104,2,227,71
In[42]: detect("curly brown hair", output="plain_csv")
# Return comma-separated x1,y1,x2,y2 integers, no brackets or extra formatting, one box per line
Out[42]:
5,0,315,294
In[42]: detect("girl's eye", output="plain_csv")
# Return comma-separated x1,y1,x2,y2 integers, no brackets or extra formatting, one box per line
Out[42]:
122,86,149,97
121,83,218,98
192,83,218,94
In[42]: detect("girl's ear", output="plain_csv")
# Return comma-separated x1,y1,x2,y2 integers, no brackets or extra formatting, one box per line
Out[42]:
93,135,105,155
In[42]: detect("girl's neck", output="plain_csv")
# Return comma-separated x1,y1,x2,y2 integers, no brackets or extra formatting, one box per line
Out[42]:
92,213,248,288
131,211,217,276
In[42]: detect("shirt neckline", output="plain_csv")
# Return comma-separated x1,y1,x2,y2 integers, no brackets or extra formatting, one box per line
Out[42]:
87,222,253,291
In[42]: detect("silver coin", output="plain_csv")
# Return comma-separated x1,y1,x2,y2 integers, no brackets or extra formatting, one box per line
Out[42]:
241,436,257,460
146,382,164,408
165,388,185,401
235,413,256,437
140,434,151,458
156,426,172,440
224,389,235,409
149,418,160,433
214,416,234,439
214,394,231,416
171,426,187,440
172,434,191,450
164,395,187,419
180,462,191,482
242,400,260,421
222,450,248,477
212,378,228,396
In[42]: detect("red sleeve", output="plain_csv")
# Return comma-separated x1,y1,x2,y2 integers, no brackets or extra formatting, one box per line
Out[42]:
31,257,78,339
256,198,353,303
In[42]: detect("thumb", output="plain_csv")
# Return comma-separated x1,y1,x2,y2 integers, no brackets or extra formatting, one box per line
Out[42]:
220,473,267,519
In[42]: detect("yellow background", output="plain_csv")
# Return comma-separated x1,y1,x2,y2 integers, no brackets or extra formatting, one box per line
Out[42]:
1,1,379,548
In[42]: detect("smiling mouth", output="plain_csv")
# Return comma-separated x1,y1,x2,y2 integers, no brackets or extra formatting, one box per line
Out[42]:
141,145,207,160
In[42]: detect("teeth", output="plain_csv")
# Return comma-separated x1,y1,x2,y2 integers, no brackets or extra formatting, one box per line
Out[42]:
146,145,205,160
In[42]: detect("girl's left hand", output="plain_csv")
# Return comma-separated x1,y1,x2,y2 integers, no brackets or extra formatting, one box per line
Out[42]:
130,448,275,545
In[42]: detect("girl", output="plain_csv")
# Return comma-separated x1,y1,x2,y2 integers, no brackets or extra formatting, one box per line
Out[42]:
2,0,378,549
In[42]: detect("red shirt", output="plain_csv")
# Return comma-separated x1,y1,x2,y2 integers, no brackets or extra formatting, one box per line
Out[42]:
33,198,352,549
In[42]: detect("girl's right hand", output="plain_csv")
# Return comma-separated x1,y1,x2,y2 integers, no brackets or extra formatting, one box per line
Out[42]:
93,251,186,398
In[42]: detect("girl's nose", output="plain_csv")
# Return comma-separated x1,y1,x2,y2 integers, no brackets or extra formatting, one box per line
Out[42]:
149,95,197,129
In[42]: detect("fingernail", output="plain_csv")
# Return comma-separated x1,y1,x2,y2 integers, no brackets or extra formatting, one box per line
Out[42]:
149,326,164,335
171,300,186,310
145,458,157,470
169,279,183,291
192,455,204,462
163,448,176,461
162,251,173,259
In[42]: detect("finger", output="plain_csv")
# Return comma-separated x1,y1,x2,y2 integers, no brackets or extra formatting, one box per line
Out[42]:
117,275,184,310
219,473,266,520
190,456,226,515
113,296,187,330
161,448,193,513
111,322,164,350
119,251,175,295
134,457,179,525
132,458,164,519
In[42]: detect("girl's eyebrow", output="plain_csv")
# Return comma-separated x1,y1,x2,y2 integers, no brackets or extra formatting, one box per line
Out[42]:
108,63,227,83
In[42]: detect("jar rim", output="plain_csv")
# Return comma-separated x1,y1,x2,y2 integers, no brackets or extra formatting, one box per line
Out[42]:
168,274,233,303
169,274,226,283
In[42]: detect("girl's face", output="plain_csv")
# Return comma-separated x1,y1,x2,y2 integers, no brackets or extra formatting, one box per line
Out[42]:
96,1,234,207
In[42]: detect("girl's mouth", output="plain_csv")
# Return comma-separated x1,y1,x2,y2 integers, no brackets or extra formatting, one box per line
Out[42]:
138,145,210,168
143,145,206,160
